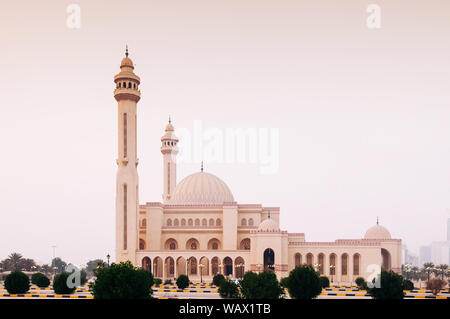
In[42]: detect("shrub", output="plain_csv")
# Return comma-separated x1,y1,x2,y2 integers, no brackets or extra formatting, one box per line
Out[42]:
402,279,414,291
53,272,76,294
319,276,330,288
367,271,404,299
286,265,322,299
212,274,225,287
355,277,367,290
219,279,240,299
154,278,162,286
426,278,445,295
164,279,172,285
176,274,190,290
31,273,50,288
239,271,283,299
90,261,154,299
5,271,30,294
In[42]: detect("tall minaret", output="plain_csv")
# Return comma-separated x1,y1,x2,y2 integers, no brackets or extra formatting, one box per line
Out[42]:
161,117,178,201
114,47,140,263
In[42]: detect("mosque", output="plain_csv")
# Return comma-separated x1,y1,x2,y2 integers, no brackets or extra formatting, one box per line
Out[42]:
114,50,402,283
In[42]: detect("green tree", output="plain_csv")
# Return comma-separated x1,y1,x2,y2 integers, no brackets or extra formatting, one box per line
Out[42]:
3,253,24,271
286,265,322,299
422,262,434,281
280,277,290,289
90,261,154,299
176,274,190,290
367,270,405,299
5,271,30,294
239,271,283,299
219,279,240,299
86,259,104,275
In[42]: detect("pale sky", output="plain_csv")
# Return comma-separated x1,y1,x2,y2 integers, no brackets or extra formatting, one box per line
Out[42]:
0,0,449,265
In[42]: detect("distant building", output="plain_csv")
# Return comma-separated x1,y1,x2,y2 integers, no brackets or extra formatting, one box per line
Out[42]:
403,245,419,266
419,246,432,266
447,218,450,241
431,241,450,265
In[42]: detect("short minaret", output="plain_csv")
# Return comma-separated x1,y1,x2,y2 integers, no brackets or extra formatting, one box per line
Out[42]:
114,47,141,263
161,117,178,201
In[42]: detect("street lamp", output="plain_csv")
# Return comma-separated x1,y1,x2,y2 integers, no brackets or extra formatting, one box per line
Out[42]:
107,254,110,266
199,263,204,283
329,265,335,284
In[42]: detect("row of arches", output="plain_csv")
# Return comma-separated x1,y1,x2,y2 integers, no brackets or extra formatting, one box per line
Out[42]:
167,218,222,227
142,256,246,279
293,249,391,276
139,238,251,251
294,253,361,276
240,218,255,226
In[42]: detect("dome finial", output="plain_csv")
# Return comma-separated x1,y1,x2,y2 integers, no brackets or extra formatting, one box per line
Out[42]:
201,161,204,172
125,45,129,57
168,115,171,124
377,216,379,225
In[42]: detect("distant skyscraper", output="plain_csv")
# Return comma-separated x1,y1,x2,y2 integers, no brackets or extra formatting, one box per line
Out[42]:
419,246,432,266
447,218,450,241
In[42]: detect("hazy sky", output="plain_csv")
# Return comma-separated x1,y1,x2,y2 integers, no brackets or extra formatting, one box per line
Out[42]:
0,0,449,266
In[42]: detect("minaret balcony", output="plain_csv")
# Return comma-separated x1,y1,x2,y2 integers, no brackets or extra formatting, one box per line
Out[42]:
114,88,141,102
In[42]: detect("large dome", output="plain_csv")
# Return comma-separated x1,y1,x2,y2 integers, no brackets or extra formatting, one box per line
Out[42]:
168,172,234,205
364,224,391,239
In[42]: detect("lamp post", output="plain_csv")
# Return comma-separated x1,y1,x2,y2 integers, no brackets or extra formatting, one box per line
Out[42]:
329,265,335,284
52,266,58,280
199,263,204,283
107,254,110,266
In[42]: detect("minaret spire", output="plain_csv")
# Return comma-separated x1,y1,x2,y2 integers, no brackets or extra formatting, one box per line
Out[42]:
161,119,178,201
201,161,204,172
377,216,379,225
125,45,129,57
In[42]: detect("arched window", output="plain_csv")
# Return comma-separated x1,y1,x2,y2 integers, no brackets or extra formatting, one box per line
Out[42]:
202,218,207,226
208,238,221,250
248,218,254,226
141,218,146,228
188,218,193,226
174,219,179,226
209,218,214,226
318,253,325,275
341,253,348,276
353,254,361,276
216,218,221,226
128,82,131,88
195,218,200,226
241,218,247,226
139,239,146,250
186,238,200,250
118,82,121,88
295,253,302,267
306,253,313,266
181,218,186,226
329,254,336,276
167,218,172,226
240,238,250,250
165,238,178,250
